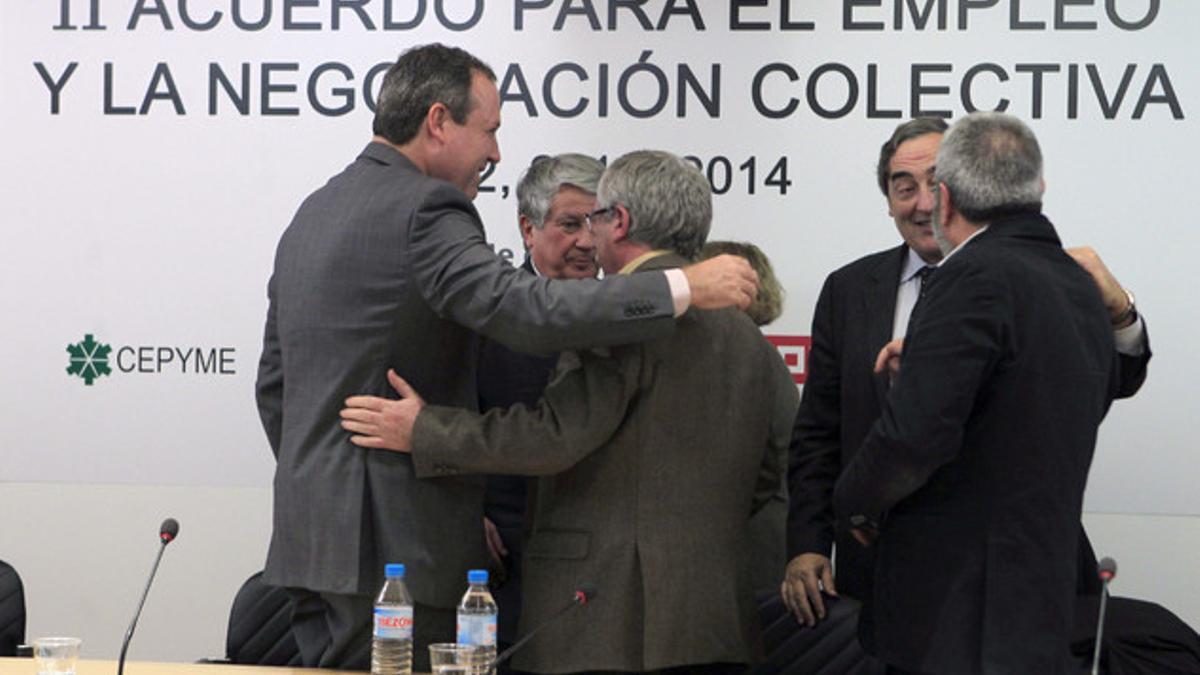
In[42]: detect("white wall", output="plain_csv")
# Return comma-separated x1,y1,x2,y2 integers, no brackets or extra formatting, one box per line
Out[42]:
1,483,1196,663
0,483,271,662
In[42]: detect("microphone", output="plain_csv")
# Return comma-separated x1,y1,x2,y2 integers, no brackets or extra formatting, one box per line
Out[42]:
485,583,597,674
118,518,180,675
1090,556,1117,675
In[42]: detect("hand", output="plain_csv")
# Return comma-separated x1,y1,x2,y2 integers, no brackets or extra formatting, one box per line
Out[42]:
780,553,838,627
339,369,425,452
850,525,879,547
1066,246,1133,327
484,517,508,568
873,338,904,378
683,254,758,311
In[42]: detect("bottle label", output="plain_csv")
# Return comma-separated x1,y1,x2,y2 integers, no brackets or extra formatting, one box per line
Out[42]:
456,613,497,647
374,606,414,640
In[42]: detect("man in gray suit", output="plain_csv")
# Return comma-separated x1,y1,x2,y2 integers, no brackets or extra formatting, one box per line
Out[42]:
255,45,757,670
342,150,798,674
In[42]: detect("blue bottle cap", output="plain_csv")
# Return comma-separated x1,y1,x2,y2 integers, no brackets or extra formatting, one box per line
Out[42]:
467,569,488,584
385,563,406,578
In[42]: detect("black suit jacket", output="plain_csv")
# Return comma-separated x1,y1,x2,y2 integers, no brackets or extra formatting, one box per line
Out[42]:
786,245,906,600
834,213,1120,674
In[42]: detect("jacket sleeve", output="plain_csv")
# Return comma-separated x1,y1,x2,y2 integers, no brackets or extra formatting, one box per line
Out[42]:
754,354,799,516
1115,319,1151,399
786,275,844,559
255,272,283,458
408,184,675,354
410,345,645,478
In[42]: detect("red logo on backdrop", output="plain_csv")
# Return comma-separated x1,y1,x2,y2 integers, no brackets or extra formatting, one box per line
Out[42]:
766,335,811,384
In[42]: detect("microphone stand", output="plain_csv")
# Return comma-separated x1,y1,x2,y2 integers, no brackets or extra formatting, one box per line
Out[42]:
1090,558,1117,675
484,589,591,674
118,531,173,675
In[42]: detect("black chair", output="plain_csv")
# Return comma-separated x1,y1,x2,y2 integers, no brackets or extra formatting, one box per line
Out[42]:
224,570,301,666
754,591,885,675
0,559,27,657
1072,595,1200,674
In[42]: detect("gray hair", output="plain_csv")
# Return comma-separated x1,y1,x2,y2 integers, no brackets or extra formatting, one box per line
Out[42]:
516,154,606,227
596,150,712,260
877,117,949,196
372,43,495,145
935,112,1044,223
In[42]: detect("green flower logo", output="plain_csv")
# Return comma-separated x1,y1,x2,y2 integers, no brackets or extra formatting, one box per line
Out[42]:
66,334,112,386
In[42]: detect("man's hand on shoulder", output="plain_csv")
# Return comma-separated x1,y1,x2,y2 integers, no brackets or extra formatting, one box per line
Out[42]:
781,553,838,627
682,254,758,311
340,369,425,452
1066,246,1134,328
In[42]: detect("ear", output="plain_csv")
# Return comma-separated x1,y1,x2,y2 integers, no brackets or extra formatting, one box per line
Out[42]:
937,181,956,223
519,215,536,252
424,102,452,144
610,204,631,243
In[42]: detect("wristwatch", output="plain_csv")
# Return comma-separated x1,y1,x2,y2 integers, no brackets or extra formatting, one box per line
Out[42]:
1111,288,1137,327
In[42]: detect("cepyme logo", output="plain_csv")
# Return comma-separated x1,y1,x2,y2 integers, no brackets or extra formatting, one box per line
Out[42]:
66,333,113,386
65,332,238,386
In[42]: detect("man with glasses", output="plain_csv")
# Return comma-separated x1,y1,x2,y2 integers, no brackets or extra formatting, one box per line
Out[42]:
476,153,604,667
342,150,797,674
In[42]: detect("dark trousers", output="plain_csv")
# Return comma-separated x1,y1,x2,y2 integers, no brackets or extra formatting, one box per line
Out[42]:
288,589,456,672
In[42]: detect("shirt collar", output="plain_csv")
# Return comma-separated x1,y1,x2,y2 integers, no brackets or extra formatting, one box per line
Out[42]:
938,225,990,266
900,246,935,283
527,254,545,278
619,250,672,275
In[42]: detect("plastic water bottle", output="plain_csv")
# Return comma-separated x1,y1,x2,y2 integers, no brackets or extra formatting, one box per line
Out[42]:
372,563,413,675
456,569,498,675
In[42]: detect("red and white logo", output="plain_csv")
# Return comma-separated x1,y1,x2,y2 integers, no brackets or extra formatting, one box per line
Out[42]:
766,335,811,385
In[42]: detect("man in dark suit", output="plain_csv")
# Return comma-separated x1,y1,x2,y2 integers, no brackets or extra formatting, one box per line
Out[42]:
255,45,758,671
475,152,605,662
342,150,797,673
833,111,1122,674
782,118,1151,627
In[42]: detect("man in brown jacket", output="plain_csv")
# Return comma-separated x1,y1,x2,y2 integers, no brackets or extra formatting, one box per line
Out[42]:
342,150,797,674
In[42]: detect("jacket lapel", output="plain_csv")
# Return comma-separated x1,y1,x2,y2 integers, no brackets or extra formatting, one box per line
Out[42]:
864,245,906,407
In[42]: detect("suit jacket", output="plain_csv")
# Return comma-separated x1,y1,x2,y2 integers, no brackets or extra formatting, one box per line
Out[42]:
410,253,798,673
833,213,1120,674
787,244,1150,602
255,142,677,607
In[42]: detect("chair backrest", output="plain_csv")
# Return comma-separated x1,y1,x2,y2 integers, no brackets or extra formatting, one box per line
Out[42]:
0,560,27,657
225,570,301,666
753,591,885,675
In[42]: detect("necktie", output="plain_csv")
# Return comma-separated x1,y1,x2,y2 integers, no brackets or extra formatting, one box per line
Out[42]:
916,266,936,299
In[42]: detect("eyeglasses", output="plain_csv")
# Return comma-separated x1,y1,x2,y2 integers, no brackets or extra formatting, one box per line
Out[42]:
584,206,617,230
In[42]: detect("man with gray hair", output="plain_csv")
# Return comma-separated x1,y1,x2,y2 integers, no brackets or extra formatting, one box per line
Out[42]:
783,116,1150,632
343,150,797,674
476,152,604,658
833,112,1124,674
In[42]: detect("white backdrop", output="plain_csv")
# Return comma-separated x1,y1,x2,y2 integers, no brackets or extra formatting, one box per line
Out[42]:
2,1,1197,515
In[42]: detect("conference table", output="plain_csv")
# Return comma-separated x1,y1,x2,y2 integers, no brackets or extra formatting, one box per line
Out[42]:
0,659,413,674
